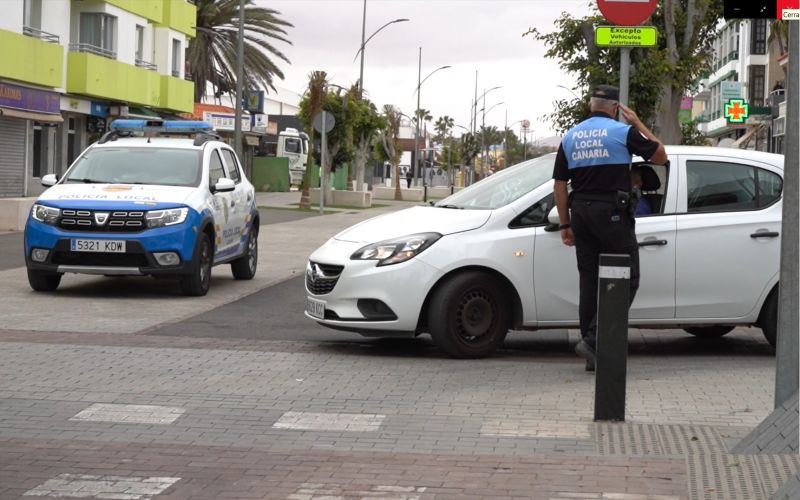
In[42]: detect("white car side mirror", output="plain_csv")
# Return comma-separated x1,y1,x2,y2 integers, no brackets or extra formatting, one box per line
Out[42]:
213,178,235,193
547,206,560,225
41,174,57,187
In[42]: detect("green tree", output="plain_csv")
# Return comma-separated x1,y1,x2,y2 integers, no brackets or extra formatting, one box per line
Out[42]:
350,94,386,192
526,0,723,145
375,105,403,200
296,71,327,210
188,0,293,102
300,87,354,201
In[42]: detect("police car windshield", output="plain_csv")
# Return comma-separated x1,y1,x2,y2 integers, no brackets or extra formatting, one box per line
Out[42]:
64,148,202,187
435,154,556,210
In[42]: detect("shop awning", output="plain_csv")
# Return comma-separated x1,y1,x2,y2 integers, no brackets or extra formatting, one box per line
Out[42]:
0,107,63,124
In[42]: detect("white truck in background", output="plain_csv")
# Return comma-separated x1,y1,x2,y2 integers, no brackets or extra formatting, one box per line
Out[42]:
277,128,309,186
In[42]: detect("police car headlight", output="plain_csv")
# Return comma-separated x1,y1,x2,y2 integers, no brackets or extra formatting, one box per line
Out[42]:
146,208,188,228
351,233,441,267
31,204,60,225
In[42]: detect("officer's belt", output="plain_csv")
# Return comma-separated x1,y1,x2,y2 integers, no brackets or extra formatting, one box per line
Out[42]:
570,192,629,203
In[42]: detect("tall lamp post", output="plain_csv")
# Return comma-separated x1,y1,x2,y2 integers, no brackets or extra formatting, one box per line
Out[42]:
473,86,501,135
413,48,450,188
355,3,408,97
233,0,245,161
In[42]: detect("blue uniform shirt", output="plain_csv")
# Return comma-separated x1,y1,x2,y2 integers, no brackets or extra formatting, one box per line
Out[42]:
553,112,659,194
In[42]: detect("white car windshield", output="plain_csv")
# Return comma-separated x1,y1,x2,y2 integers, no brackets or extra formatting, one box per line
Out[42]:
64,148,202,187
436,154,556,210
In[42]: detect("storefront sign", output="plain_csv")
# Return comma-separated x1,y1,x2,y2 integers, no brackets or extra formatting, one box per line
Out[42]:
720,81,743,104
252,113,268,132
91,102,109,117
679,96,693,124
243,90,265,114
0,82,60,114
724,99,749,124
202,111,251,132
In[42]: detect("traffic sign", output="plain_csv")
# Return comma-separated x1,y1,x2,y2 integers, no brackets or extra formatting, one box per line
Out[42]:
725,99,750,124
595,26,657,47
597,0,658,26
312,111,335,133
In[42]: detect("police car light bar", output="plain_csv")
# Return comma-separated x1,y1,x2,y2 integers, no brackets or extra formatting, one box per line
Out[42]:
110,119,214,134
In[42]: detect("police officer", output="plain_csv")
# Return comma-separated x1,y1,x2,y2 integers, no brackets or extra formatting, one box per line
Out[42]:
552,85,667,371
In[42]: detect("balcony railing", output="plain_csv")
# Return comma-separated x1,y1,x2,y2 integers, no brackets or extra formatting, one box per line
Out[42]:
23,25,60,44
69,43,116,60
171,69,181,78
184,71,193,81
135,58,158,71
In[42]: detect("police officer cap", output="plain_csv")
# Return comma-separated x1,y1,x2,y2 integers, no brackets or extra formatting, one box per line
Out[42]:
591,85,620,102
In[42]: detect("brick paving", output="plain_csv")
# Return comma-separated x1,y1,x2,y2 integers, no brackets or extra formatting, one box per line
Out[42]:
0,192,792,499
0,438,688,500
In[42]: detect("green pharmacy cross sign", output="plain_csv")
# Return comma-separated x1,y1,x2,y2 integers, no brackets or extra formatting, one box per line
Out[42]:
725,99,750,124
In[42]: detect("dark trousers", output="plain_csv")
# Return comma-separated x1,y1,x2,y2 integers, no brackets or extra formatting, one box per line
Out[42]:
570,199,640,349
406,178,412,188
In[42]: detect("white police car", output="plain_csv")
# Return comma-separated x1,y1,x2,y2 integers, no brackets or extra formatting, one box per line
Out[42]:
24,119,259,296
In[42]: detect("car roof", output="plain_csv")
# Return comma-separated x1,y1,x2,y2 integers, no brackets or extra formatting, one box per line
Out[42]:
661,145,784,168
90,137,228,151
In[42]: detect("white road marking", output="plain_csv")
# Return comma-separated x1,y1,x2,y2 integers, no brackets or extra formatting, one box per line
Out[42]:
273,411,385,432
288,483,426,500
23,474,180,499
481,419,591,439
69,403,185,424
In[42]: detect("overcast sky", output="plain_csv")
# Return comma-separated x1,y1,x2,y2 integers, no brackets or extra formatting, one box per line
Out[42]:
259,0,594,139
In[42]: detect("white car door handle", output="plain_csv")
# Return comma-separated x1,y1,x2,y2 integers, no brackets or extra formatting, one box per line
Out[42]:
638,239,668,247
750,231,779,239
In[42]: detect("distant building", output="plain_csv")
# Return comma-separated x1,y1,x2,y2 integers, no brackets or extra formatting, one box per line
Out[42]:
692,19,785,152
0,0,196,197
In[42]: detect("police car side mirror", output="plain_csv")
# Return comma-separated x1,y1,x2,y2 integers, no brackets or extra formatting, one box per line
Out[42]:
213,178,235,193
41,174,57,187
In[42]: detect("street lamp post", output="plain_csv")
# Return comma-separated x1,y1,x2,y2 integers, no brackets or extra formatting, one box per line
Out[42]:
355,4,408,97
233,0,245,161
473,86,501,136
412,49,450,191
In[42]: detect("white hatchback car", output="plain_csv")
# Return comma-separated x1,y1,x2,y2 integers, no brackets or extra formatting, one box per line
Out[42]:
305,146,783,358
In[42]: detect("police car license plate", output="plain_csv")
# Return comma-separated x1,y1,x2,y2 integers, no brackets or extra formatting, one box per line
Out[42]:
306,297,325,320
71,239,126,253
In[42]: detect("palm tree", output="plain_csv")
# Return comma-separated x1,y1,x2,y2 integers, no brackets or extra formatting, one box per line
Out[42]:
298,71,328,209
188,0,293,102
378,105,403,201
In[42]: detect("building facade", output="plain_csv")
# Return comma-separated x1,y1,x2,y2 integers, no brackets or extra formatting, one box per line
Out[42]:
0,0,196,197
693,18,786,151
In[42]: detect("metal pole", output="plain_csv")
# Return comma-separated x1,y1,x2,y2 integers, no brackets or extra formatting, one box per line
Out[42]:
423,121,428,202
320,112,326,215
358,0,366,97
619,47,631,122
504,108,507,168
472,71,478,135
414,47,421,187
233,0,245,159
594,254,631,422
523,127,527,161
774,21,799,408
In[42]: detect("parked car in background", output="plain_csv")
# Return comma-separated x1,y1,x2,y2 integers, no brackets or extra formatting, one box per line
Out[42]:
305,147,783,357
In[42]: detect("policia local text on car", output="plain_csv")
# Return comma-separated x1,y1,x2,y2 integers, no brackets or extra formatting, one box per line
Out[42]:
552,85,668,371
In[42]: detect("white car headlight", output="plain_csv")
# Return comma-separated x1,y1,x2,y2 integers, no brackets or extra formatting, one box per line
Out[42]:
351,232,442,267
31,204,60,225
146,207,188,228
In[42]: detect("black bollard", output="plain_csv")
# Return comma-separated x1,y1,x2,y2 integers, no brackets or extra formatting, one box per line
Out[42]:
594,253,631,422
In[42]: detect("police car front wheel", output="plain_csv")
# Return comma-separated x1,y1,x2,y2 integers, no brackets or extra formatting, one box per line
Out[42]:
180,233,212,296
27,269,62,292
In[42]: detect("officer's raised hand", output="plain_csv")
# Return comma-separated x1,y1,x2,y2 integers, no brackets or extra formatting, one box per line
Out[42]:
618,103,640,125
